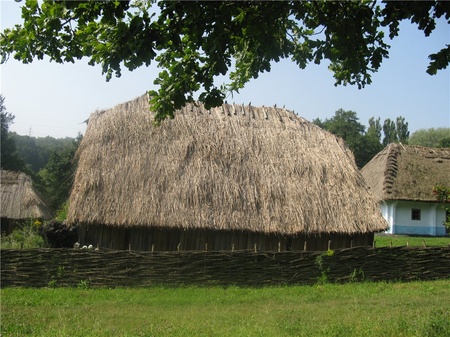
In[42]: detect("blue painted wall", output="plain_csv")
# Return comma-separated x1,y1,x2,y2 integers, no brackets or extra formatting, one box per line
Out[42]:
383,200,448,236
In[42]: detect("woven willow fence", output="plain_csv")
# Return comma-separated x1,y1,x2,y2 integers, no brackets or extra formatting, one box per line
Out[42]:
1,247,450,288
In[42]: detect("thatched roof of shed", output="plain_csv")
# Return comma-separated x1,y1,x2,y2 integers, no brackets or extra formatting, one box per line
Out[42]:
68,94,387,235
1,170,53,220
361,143,450,202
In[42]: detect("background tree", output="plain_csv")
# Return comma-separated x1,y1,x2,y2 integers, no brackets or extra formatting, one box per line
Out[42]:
314,111,413,168
364,116,383,163
381,116,410,146
351,135,384,169
439,137,450,148
1,1,448,123
9,134,44,173
395,116,410,144
319,109,365,141
12,133,75,173
382,118,397,146
0,95,25,172
38,133,82,213
367,117,382,141
313,109,382,168
409,128,450,148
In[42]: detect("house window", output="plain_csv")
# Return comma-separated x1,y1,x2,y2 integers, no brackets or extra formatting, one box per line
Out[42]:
411,209,421,221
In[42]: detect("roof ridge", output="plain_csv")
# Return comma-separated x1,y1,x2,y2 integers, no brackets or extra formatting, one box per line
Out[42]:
383,143,401,196
177,101,304,124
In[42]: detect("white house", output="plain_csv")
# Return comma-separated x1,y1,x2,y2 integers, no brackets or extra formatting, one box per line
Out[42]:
361,144,449,236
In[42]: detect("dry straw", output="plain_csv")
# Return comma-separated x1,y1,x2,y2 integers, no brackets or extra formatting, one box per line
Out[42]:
68,94,387,235
1,170,53,220
362,143,450,202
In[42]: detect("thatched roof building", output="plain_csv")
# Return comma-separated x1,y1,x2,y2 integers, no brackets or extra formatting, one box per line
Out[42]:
1,170,53,234
362,144,450,202
68,94,387,251
361,144,450,236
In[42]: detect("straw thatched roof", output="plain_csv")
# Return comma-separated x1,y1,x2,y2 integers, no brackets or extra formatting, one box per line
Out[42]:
1,170,53,220
361,143,450,202
68,94,387,235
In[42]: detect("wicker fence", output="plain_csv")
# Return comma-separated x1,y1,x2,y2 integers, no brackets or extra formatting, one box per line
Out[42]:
1,246,450,288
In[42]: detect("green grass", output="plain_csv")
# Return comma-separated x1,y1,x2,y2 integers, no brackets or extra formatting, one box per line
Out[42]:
2,281,450,337
374,234,450,247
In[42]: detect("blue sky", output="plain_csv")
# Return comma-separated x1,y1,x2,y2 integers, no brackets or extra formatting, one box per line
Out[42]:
1,0,449,139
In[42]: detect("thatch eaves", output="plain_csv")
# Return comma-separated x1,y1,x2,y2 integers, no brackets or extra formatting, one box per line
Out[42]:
68,94,387,235
1,170,53,220
361,143,450,202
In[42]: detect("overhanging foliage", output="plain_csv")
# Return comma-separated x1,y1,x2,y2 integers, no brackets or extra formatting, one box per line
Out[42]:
1,1,449,123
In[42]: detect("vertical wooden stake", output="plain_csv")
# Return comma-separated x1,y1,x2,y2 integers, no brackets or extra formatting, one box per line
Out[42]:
406,241,409,247
278,241,281,252
128,243,131,251
373,240,376,249
177,243,181,251
205,243,208,251
254,243,257,253
390,241,392,247
303,241,307,251
151,243,154,252
350,240,353,248
232,243,235,252
328,240,332,251
422,239,427,247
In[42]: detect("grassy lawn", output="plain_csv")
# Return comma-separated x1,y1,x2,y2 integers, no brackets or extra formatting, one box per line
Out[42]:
2,281,450,337
374,234,450,247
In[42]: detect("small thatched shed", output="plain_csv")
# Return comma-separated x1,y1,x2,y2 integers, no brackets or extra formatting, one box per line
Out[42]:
68,94,387,251
1,170,53,235
362,143,450,236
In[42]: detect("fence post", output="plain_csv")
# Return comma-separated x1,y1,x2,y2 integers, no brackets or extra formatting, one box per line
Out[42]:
278,241,281,252
151,243,154,252
254,243,257,253
303,241,307,251
328,240,332,251
205,243,208,251
232,243,235,252
177,243,181,252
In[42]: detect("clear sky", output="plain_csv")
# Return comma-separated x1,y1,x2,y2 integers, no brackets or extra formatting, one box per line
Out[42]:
1,0,449,139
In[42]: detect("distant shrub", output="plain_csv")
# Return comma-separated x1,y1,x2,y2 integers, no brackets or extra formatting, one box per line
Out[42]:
55,201,69,221
0,221,47,249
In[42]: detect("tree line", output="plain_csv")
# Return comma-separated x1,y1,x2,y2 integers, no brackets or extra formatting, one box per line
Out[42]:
313,109,450,168
1,94,449,215
313,109,411,168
